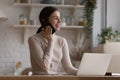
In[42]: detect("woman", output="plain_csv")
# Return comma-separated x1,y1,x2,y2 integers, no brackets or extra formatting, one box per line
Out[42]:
28,6,78,75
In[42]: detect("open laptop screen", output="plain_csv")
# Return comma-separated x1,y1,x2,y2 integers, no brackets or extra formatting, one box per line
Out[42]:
77,53,112,76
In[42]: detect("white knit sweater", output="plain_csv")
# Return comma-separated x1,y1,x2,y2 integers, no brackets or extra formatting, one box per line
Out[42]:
28,32,78,75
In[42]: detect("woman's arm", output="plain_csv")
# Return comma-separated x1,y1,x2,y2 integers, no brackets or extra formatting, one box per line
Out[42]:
28,36,54,71
61,39,78,74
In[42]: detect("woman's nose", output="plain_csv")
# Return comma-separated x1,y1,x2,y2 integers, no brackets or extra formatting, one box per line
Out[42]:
58,18,62,23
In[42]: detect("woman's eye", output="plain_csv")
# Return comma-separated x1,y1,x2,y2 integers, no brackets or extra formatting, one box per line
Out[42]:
53,17,58,20
51,16,61,21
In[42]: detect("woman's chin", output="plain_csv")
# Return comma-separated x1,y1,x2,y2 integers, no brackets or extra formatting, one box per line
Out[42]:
56,28,60,31
55,27,60,31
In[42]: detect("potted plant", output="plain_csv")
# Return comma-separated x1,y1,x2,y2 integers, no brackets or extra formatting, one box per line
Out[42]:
83,0,97,38
97,27,114,44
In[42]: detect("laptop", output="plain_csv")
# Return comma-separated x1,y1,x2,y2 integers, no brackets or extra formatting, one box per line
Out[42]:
76,53,112,76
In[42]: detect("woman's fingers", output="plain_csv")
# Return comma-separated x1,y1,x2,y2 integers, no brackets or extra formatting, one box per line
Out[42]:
46,26,52,34
48,26,52,34
44,26,53,41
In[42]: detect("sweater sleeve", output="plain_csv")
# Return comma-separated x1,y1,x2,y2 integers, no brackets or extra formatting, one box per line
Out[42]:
61,39,78,74
28,36,54,71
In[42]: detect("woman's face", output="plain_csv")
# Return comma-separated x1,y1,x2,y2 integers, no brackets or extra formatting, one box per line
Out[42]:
49,11,61,31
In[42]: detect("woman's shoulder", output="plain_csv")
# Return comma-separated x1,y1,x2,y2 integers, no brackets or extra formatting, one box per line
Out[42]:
55,35,66,41
55,35,67,45
28,33,42,42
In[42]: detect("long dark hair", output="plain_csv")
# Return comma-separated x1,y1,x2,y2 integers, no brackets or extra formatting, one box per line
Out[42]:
36,6,58,33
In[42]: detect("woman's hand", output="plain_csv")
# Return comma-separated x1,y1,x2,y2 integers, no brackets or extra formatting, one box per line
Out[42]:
44,26,53,41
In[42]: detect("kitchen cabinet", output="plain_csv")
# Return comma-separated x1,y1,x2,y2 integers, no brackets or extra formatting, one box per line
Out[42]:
13,0,84,28
12,0,84,46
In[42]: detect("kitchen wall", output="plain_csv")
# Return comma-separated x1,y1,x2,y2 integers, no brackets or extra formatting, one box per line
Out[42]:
0,0,82,75
0,0,31,75
107,0,120,31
